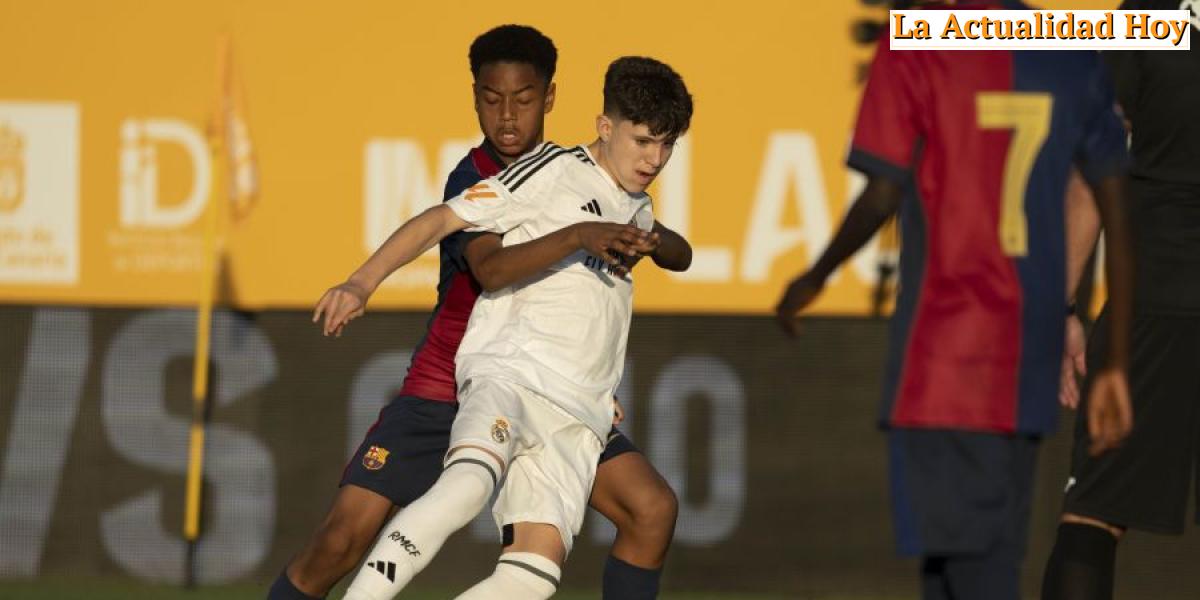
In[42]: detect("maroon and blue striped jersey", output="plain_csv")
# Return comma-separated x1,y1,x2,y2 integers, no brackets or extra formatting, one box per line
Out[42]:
396,141,504,403
851,2,1129,434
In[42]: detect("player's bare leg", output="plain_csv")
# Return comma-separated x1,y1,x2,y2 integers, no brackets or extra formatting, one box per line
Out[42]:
589,451,678,599
457,522,564,599
268,485,393,599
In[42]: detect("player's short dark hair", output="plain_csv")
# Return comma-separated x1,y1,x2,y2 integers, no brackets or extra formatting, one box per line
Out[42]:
469,25,557,86
603,56,693,138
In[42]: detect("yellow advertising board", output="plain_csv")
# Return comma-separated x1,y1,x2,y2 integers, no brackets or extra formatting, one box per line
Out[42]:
0,0,1111,314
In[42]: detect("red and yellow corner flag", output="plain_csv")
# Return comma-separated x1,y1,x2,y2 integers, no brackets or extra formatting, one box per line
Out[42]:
217,34,260,220
184,33,260,559
218,38,260,220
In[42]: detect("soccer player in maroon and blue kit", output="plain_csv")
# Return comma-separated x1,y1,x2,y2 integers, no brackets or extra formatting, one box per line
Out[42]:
269,25,689,600
775,2,1135,598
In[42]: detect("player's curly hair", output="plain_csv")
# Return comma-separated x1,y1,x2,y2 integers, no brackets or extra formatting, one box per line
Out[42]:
603,56,693,138
469,24,557,87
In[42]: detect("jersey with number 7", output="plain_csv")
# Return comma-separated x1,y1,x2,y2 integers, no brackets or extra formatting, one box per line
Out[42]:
849,11,1128,435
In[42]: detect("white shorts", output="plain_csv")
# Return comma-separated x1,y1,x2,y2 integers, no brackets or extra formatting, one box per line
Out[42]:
448,377,603,555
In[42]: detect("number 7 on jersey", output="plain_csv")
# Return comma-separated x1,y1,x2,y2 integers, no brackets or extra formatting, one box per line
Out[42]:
976,92,1054,258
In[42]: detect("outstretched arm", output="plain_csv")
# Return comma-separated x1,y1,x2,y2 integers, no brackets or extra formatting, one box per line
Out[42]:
314,204,471,336
775,176,903,336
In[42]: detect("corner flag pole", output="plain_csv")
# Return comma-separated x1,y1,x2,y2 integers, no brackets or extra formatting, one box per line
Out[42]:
184,33,232,588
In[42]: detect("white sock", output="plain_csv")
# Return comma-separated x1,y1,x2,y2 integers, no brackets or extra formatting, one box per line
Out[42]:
342,447,502,600
454,552,561,599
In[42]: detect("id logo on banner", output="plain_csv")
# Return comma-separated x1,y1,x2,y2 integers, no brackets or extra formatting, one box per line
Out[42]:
118,118,211,229
107,117,211,276
0,102,80,285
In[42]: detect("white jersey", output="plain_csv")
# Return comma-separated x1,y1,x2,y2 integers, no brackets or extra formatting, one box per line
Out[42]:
444,142,654,439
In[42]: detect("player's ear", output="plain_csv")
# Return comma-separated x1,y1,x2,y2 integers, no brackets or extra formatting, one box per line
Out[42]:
596,114,612,143
543,82,556,114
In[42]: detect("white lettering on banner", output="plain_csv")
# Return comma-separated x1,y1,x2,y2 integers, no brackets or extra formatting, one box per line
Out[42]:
358,133,870,290
845,169,888,284
0,311,755,580
0,102,80,285
657,139,735,282
362,138,476,289
0,309,89,576
99,311,276,584
118,119,210,228
1185,0,1200,30
649,355,745,545
656,132,882,287
363,138,476,257
741,132,832,283
0,124,21,211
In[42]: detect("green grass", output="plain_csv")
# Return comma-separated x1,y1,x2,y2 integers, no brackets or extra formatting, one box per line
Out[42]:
0,578,906,600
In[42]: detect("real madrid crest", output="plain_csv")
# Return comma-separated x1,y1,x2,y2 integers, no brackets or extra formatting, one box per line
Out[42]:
490,418,510,444
362,445,390,470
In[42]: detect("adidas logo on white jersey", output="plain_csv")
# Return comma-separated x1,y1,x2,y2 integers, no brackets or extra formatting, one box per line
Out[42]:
580,198,602,216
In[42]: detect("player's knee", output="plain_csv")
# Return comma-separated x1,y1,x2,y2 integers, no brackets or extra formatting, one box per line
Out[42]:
287,526,366,592
310,516,374,571
439,445,504,512
624,481,678,537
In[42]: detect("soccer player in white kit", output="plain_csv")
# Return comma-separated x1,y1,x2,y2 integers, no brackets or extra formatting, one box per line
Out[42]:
314,56,693,599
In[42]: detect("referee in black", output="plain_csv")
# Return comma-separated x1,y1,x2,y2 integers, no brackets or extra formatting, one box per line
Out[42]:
1042,2,1200,598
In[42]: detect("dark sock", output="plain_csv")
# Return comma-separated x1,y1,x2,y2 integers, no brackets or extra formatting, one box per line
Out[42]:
267,570,323,600
602,554,661,600
1041,522,1117,600
921,557,951,600
943,551,1020,600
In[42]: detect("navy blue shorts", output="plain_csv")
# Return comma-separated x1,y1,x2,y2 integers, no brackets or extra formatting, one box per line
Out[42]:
342,394,639,506
888,429,1040,557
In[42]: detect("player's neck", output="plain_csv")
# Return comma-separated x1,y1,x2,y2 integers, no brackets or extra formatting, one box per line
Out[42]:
587,138,628,193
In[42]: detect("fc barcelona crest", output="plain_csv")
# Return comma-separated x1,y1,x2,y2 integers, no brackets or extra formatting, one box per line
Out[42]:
363,445,390,470
491,418,510,444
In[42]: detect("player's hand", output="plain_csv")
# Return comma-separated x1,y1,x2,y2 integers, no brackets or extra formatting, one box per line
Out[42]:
573,223,651,270
313,280,370,337
627,230,661,257
1059,315,1087,409
612,396,625,426
613,228,661,277
1085,367,1132,456
775,271,826,337
618,253,646,276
